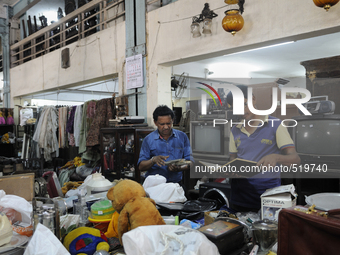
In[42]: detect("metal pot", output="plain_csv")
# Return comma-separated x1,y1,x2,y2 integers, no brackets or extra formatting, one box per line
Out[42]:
251,219,278,252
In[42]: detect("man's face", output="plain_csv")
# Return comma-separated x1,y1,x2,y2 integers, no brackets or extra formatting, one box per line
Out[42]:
154,115,173,137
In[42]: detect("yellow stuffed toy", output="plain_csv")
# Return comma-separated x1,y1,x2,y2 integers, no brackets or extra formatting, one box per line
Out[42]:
106,179,165,244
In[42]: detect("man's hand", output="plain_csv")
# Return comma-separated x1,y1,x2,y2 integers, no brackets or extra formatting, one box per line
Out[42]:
153,155,169,167
257,154,279,168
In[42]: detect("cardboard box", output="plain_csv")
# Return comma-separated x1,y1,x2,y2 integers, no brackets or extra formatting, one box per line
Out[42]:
261,184,297,221
0,173,34,201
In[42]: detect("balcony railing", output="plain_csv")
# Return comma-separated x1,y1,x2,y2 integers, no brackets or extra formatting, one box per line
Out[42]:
10,0,125,68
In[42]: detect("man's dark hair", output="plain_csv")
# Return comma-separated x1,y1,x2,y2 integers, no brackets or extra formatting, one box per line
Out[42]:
226,85,248,106
153,105,174,122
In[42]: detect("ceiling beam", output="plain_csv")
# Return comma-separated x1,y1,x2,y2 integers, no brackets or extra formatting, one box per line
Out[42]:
13,0,41,19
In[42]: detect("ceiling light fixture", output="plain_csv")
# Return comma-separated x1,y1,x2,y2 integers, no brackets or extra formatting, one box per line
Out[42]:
313,0,339,11
191,3,218,38
276,78,290,86
224,41,295,56
222,0,245,35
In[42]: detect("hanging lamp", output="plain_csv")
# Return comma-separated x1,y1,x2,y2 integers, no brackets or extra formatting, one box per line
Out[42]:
191,17,201,38
224,0,239,4
222,0,245,35
222,9,244,35
190,3,218,38
313,0,339,11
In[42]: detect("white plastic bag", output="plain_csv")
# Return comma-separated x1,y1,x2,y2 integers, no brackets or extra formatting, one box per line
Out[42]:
143,175,187,203
24,223,70,255
143,174,166,189
60,214,80,230
0,192,32,224
123,225,220,255
20,108,33,126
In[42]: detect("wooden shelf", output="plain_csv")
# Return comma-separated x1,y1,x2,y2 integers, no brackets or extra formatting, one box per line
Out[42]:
100,127,154,183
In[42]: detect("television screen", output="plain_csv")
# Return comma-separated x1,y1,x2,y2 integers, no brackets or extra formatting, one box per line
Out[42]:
193,124,222,153
295,119,340,155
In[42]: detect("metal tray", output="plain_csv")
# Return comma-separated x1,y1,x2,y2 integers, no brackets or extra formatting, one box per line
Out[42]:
305,192,340,211
0,234,29,254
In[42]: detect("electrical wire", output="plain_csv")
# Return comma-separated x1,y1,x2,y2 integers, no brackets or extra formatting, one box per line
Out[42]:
158,4,227,24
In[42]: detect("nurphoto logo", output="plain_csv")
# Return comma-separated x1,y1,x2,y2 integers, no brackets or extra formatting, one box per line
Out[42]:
199,84,312,127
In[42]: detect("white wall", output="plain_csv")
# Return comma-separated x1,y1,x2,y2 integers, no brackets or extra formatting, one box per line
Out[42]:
9,0,340,123
146,0,340,125
10,21,126,106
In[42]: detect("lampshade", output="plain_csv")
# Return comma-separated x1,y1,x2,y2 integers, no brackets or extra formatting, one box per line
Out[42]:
313,0,339,11
191,22,201,38
202,18,212,34
222,9,244,35
224,0,239,4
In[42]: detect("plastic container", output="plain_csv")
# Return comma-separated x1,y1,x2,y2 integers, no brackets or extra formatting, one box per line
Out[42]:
86,173,113,195
90,200,115,220
162,215,179,225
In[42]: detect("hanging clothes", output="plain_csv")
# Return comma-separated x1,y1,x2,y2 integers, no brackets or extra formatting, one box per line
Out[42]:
0,110,6,124
66,106,77,133
33,106,59,161
58,107,68,148
66,106,77,147
86,98,114,147
74,105,83,147
30,107,42,168
6,109,14,125
78,100,97,154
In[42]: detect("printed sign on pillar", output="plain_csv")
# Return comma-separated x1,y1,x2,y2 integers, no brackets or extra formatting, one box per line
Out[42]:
126,54,143,89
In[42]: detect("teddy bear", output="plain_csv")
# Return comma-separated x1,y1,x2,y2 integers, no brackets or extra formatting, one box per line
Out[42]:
63,227,109,255
106,179,165,244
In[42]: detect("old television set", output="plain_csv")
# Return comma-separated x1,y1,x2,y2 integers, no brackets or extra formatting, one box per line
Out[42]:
289,114,340,168
190,121,230,164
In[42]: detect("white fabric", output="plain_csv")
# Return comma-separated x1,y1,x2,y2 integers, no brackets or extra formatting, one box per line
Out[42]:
74,105,83,147
65,174,94,197
143,175,187,203
0,192,32,224
24,223,70,255
58,107,68,149
122,225,220,255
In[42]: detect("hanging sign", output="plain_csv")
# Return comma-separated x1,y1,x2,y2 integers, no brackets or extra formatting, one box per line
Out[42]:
126,54,143,89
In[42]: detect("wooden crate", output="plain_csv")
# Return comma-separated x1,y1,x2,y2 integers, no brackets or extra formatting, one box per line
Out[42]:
0,173,34,201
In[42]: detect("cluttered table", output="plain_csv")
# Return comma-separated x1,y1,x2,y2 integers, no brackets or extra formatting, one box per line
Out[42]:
1,171,340,255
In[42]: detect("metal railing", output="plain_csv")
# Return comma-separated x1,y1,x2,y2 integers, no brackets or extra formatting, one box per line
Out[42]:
10,0,125,68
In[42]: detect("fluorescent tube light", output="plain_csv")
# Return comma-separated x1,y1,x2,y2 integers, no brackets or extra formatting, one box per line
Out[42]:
225,41,295,56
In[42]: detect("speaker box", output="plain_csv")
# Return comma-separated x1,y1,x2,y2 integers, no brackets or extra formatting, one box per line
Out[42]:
65,0,76,15
61,48,70,69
